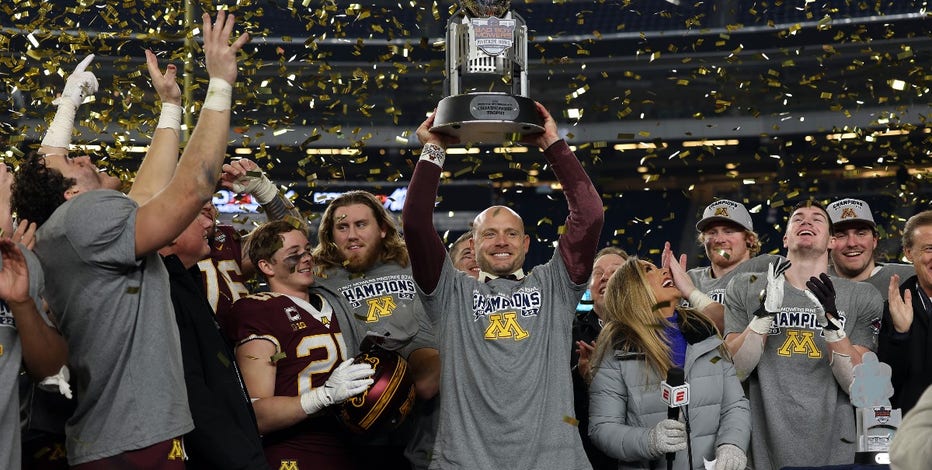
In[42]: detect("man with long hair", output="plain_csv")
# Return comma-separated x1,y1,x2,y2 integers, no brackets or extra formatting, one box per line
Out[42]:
312,190,439,469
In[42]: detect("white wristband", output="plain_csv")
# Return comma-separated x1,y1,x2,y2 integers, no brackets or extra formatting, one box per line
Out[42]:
687,289,714,312
157,103,183,134
203,77,232,112
41,102,78,149
748,315,774,335
420,143,446,168
823,328,846,343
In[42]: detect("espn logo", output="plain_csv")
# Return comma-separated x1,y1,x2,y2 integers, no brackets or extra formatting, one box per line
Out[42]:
661,381,690,407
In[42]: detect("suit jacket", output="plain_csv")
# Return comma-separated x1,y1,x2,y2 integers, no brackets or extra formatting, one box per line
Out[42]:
163,255,268,470
571,310,615,470
878,275,932,415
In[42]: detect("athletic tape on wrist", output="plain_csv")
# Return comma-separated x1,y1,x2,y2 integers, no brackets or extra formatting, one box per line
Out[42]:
157,103,183,133
203,77,232,112
420,143,446,168
687,289,714,311
823,327,846,343
40,103,78,149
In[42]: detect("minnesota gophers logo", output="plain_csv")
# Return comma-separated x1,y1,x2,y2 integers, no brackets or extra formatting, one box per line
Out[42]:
840,207,857,219
714,207,730,218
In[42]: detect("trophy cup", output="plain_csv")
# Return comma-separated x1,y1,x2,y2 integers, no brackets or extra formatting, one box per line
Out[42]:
431,0,544,143
850,352,901,465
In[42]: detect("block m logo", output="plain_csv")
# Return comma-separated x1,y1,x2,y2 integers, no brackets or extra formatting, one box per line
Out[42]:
777,330,822,358
484,312,530,341
365,296,397,322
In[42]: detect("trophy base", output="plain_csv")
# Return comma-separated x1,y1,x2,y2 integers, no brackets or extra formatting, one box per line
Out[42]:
432,93,544,144
854,451,890,465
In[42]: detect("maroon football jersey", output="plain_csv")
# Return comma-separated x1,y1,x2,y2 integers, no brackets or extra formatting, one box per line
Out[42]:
198,224,251,321
228,292,356,467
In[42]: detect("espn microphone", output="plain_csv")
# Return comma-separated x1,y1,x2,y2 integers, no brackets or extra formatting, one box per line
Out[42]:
661,367,689,469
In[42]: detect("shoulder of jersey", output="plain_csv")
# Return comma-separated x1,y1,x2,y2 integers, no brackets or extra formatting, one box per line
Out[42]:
240,292,286,303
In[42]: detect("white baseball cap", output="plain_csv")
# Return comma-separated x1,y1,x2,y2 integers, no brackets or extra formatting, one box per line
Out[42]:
696,199,754,232
827,198,876,229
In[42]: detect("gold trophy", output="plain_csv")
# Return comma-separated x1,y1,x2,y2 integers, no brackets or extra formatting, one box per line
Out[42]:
431,0,544,143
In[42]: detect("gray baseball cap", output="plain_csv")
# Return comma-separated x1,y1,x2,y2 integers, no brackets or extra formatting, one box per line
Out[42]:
827,198,876,229
696,199,754,232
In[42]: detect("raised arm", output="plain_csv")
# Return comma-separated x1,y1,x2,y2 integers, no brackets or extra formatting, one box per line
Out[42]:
38,54,98,158
133,11,249,257
402,111,459,294
0,164,13,237
0,240,67,379
524,102,603,285
663,241,724,331
127,50,183,204
221,158,300,222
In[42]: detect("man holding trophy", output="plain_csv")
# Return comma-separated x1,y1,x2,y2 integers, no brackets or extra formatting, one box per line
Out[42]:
403,4,603,464
431,0,544,143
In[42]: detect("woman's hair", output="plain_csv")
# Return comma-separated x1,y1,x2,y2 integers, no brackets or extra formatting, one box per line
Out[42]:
11,153,74,228
312,190,409,270
589,256,718,382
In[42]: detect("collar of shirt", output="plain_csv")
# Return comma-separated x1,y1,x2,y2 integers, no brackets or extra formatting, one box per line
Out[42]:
913,278,932,316
478,268,526,283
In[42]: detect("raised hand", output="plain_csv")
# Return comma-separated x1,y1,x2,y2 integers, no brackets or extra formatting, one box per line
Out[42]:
416,110,460,150
519,101,560,151
662,241,695,298
0,239,32,305
575,339,595,379
748,259,790,335
54,54,98,108
144,49,181,106
10,220,37,251
763,259,791,314
221,159,277,203
804,273,846,342
887,273,913,334
202,10,250,85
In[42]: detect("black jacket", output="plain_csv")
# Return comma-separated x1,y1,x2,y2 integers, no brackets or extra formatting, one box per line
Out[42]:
571,309,616,470
163,255,268,470
878,275,932,415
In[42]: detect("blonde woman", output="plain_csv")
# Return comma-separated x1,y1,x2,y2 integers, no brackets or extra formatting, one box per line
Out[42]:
588,254,749,470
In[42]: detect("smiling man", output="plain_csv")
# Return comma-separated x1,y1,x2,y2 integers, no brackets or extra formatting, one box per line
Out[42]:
571,246,626,470
227,219,374,469
311,190,440,469
687,199,781,306
826,198,914,300
722,201,882,470
878,210,932,415
449,231,480,279
404,103,604,470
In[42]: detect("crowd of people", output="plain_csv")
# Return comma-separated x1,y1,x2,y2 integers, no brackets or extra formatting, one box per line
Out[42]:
1,10,932,470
